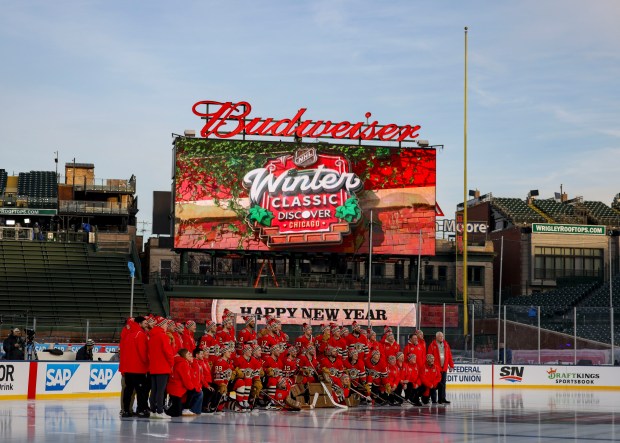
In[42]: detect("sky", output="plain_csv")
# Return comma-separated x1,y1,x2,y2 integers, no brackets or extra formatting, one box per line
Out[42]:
1,0,619,236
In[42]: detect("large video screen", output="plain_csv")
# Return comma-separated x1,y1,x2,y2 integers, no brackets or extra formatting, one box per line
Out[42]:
174,139,435,255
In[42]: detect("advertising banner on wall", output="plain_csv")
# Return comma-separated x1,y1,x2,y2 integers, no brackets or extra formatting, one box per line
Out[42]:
174,139,436,255
494,365,620,388
0,362,30,399
212,299,417,327
36,362,121,398
447,365,493,386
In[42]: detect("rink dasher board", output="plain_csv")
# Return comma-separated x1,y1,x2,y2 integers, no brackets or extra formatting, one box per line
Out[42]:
449,364,620,390
2,362,620,401
0,361,122,400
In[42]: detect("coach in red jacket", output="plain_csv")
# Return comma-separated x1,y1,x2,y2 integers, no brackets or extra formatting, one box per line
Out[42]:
119,316,150,418
148,317,175,418
427,331,454,405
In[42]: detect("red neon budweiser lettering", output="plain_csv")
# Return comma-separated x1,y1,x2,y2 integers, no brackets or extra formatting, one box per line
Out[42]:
192,100,421,142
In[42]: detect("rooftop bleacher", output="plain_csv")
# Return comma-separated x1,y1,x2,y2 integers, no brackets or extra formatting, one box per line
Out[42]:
491,197,546,224
16,170,57,208
0,240,151,327
580,201,620,227
0,169,7,195
532,199,584,224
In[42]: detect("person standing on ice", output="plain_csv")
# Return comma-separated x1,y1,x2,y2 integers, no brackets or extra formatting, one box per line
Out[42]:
427,331,454,405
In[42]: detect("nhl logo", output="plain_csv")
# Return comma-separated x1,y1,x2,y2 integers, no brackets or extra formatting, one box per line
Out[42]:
294,147,317,167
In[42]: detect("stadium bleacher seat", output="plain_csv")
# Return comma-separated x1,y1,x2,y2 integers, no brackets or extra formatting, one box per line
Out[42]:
0,241,151,327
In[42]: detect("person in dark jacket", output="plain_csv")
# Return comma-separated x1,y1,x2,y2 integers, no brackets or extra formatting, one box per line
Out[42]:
76,339,95,361
3,328,25,360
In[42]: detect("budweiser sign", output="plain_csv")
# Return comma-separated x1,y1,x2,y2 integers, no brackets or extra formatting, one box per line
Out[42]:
192,100,421,142
242,149,363,247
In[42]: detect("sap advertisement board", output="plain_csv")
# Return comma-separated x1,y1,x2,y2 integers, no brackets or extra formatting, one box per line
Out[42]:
0,362,30,398
36,362,121,397
174,140,436,255
494,365,620,388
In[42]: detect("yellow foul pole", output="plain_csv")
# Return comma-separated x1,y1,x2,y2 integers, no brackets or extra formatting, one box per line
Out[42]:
463,26,469,337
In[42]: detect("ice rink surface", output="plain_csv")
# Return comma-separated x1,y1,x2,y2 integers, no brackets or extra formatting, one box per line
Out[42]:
1,389,618,442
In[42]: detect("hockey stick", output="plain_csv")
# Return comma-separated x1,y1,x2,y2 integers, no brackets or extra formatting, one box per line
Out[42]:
260,389,286,409
348,385,372,402
307,361,347,409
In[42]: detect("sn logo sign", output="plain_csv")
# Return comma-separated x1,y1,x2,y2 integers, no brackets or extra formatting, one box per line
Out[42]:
89,364,119,391
499,366,525,383
45,364,79,391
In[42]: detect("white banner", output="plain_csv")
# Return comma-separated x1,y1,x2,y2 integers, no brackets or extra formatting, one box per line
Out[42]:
0,362,30,399
494,365,620,388
36,362,121,398
212,299,417,327
447,365,493,386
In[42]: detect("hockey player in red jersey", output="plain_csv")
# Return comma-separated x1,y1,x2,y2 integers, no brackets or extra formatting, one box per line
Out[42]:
273,319,289,345
295,323,314,351
211,344,235,410
248,345,265,406
315,324,332,356
237,315,257,353
365,349,390,405
297,344,319,384
281,345,299,385
319,345,345,386
382,329,401,360
343,348,366,391
200,320,219,364
258,317,279,355
346,321,369,359
232,344,254,410
263,342,285,404
329,324,348,359
216,315,236,350
367,329,384,358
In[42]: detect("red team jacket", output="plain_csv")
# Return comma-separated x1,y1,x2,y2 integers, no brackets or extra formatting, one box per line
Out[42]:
427,340,455,373
119,320,149,374
167,355,194,397
148,326,174,375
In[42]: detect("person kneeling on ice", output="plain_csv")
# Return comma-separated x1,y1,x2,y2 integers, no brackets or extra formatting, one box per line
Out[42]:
211,344,234,412
183,348,204,415
273,377,306,411
166,348,198,417
420,354,442,405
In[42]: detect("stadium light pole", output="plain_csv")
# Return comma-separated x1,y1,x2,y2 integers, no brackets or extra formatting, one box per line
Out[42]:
415,229,422,329
610,236,614,364
497,235,504,363
367,210,373,330
463,26,470,337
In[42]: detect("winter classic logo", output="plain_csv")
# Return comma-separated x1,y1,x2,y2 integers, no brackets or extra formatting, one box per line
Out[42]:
499,366,524,383
45,364,79,391
243,149,364,247
547,367,600,385
89,364,119,390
